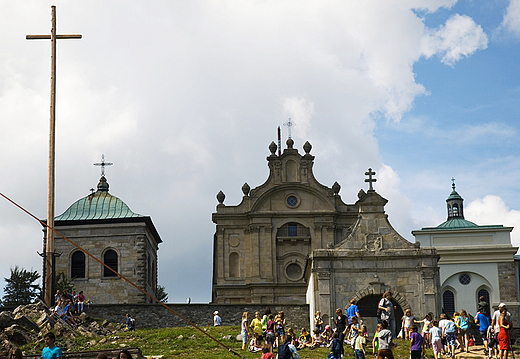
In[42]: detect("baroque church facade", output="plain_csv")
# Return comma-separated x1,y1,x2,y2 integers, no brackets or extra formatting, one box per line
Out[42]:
43,174,162,304
212,138,441,317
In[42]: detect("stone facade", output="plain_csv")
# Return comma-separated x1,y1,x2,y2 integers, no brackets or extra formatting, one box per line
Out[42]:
212,139,359,304
307,187,441,332
44,176,162,304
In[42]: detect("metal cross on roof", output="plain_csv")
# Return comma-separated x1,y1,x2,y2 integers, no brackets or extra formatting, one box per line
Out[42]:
94,154,113,177
283,118,296,139
451,177,456,191
365,168,377,191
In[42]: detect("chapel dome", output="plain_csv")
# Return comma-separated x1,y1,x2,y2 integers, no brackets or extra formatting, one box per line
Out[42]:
55,176,143,221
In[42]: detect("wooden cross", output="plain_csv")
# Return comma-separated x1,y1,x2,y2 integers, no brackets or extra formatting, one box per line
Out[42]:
365,168,377,191
26,5,82,307
94,154,114,177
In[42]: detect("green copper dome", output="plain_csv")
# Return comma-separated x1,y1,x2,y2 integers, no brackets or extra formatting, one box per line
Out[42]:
55,176,143,221
435,217,478,229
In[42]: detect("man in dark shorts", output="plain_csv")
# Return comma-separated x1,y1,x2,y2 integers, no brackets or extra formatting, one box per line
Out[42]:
475,311,491,353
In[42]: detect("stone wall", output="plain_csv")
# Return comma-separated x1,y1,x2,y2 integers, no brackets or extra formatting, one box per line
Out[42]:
498,262,519,326
84,303,310,330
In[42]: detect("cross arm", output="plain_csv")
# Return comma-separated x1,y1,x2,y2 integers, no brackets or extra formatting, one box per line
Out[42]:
26,34,82,40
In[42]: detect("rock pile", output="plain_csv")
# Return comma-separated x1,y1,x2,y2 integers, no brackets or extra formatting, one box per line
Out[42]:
0,300,125,356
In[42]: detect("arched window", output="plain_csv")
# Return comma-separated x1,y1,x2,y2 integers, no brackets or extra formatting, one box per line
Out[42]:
478,288,490,312
448,206,452,216
103,249,118,277
71,251,85,278
229,252,239,277
443,290,455,315
453,205,459,216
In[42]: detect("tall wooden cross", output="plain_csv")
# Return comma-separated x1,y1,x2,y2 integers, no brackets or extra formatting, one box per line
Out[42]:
365,168,377,191
27,5,82,307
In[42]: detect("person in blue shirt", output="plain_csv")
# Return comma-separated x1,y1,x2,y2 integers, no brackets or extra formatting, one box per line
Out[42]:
347,299,363,326
41,332,62,359
475,311,491,353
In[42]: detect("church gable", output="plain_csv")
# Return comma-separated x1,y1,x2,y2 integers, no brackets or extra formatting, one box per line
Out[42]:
336,188,416,251
251,186,336,213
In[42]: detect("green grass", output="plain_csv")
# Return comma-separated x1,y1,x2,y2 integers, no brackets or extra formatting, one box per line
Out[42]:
19,326,461,359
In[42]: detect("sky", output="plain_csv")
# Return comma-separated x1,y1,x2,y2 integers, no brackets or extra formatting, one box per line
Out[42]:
1,0,520,303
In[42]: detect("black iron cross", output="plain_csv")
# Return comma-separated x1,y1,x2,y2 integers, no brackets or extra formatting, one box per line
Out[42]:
93,154,113,177
365,168,377,191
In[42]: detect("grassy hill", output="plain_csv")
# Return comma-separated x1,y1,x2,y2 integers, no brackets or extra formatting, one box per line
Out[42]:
19,325,454,359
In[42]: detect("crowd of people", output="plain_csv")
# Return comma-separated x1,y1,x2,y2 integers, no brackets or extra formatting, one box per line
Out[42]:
51,290,87,329
238,292,515,359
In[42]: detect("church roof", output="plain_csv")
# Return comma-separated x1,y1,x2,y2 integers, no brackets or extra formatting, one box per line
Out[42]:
419,218,504,231
446,189,462,201
55,176,144,221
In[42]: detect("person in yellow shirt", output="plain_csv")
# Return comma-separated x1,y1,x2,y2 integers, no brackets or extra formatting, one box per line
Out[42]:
251,311,263,337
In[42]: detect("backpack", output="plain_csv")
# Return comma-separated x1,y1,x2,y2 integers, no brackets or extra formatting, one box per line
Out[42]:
277,343,292,359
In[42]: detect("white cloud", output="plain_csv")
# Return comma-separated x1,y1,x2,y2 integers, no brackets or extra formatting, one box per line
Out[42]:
466,195,520,249
421,14,488,66
500,0,520,38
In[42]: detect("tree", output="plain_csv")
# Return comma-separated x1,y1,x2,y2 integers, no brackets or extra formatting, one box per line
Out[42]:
55,272,75,294
156,285,168,303
1,266,40,306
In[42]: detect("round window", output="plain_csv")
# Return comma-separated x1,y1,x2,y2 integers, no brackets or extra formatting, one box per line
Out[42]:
286,263,302,280
287,196,298,207
459,274,471,285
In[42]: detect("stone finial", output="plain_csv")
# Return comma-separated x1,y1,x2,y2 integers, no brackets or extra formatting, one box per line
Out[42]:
332,181,341,195
242,183,250,196
217,190,225,204
303,141,312,154
269,141,277,155
286,138,294,149
357,189,366,199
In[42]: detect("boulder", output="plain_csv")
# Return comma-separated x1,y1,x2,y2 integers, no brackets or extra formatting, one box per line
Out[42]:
4,324,33,345
14,313,40,332
236,334,243,342
0,312,16,330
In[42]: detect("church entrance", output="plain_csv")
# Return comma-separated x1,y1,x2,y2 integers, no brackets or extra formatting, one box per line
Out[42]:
356,294,404,337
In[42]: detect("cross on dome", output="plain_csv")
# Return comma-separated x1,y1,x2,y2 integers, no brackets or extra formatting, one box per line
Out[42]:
365,168,377,191
93,154,113,177
451,177,456,191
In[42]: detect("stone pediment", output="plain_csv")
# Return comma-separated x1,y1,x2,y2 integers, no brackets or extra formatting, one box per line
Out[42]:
336,189,417,251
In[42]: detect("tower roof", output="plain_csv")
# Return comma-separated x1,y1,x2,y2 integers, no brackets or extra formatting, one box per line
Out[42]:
55,176,144,221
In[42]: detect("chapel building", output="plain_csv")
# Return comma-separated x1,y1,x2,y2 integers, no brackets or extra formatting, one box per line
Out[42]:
413,182,519,321
42,174,162,304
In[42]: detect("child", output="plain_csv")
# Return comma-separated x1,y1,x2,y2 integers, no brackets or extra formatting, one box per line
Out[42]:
265,314,276,351
377,321,394,359
416,313,432,349
249,333,263,352
456,309,470,353
348,316,360,349
401,309,414,340
329,332,343,359
372,323,382,357
297,328,311,349
315,311,324,332
467,333,475,347
77,291,85,313
261,344,274,359
321,324,333,345
430,320,443,359
275,312,286,347
308,328,322,349
287,327,298,347
354,328,366,359
409,324,423,359
487,326,498,359
443,317,457,358
251,312,263,338
42,332,62,359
